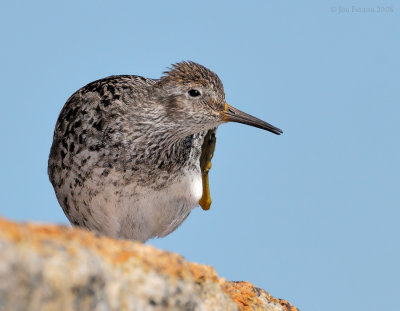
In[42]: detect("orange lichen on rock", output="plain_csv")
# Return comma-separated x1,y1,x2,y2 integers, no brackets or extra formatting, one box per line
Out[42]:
221,281,299,311
0,217,299,311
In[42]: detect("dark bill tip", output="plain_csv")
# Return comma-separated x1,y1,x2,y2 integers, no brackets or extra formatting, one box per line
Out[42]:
222,103,283,135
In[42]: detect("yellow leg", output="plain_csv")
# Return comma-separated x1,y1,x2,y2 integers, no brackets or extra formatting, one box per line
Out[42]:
199,161,212,210
199,129,216,211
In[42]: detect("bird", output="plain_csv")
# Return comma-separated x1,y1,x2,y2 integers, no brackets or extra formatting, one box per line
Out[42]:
48,61,282,242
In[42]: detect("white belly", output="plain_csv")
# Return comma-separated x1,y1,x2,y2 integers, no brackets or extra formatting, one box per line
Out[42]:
117,169,203,241
63,168,203,242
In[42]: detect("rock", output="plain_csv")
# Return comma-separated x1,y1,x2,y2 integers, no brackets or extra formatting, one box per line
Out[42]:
0,217,299,311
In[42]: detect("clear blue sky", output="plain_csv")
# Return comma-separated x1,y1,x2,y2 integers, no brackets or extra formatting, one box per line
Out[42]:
0,1,398,310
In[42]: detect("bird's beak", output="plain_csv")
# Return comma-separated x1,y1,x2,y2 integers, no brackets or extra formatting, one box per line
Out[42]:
222,102,283,135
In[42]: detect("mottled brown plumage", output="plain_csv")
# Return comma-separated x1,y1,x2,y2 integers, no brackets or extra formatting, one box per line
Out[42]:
48,61,282,242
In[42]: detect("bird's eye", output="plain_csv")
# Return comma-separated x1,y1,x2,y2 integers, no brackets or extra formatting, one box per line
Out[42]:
188,89,201,97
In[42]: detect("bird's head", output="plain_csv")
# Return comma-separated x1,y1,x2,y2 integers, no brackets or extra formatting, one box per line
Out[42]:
153,61,282,137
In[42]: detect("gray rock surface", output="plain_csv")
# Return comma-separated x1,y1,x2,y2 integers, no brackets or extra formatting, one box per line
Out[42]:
0,217,298,311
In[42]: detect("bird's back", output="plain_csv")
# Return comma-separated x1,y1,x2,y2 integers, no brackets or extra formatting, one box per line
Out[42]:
48,75,156,186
